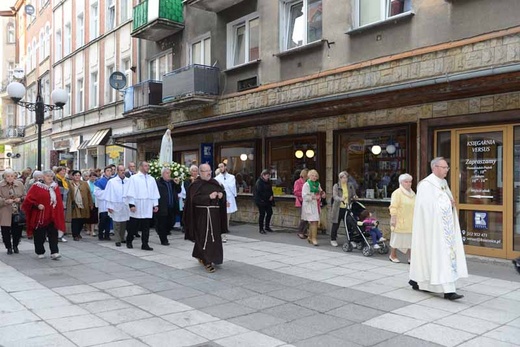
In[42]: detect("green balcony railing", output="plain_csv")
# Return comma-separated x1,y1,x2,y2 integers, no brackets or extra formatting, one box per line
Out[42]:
133,0,184,31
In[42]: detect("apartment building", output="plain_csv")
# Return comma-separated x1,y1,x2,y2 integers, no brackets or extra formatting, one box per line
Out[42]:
0,7,18,170
119,0,520,259
51,0,137,169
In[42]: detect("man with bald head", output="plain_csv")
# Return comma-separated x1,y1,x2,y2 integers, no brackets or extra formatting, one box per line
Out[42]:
184,164,227,273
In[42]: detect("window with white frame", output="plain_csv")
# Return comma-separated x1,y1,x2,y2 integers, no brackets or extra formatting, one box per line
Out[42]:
7,61,14,81
76,78,84,113
121,0,132,23
31,39,37,69
42,76,50,105
149,53,172,81
55,29,62,61
122,57,132,87
18,105,26,127
44,24,50,58
63,84,71,117
39,29,45,62
77,13,84,48
280,0,322,51
90,2,99,40
189,36,211,66
90,71,98,108
105,64,115,103
6,104,15,127
226,13,259,68
357,0,408,27
7,23,15,43
106,0,115,31
64,22,71,56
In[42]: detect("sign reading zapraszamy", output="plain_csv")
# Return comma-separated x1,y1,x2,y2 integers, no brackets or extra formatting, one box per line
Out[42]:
465,139,498,200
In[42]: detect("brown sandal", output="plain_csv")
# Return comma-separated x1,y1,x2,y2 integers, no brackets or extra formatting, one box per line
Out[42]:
205,264,215,273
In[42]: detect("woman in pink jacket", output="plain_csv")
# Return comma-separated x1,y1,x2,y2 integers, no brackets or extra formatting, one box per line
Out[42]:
293,169,308,239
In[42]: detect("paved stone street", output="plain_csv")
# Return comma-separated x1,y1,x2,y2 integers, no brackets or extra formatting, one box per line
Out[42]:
0,223,519,347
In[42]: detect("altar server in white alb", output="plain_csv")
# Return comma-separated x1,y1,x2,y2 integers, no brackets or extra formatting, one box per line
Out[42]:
124,161,160,251
409,157,468,301
215,163,237,241
105,165,129,247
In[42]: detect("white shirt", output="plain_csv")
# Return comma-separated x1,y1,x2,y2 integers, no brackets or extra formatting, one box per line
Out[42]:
105,175,129,222
215,172,237,213
124,172,160,219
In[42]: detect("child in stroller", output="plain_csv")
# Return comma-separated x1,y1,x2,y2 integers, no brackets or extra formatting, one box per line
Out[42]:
359,210,386,249
342,201,389,256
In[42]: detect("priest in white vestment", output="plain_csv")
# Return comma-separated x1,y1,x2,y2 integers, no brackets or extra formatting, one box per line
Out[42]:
124,161,160,251
105,165,129,247
409,157,468,300
215,163,237,242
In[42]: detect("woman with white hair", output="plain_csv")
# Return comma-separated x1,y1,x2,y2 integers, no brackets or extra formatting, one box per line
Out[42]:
22,170,65,259
388,173,415,263
0,170,25,254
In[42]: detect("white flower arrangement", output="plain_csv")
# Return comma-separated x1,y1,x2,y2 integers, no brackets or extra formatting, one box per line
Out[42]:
149,158,190,180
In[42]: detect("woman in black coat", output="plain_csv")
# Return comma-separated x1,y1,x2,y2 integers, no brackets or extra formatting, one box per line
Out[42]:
155,168,181,245
254,169,274,234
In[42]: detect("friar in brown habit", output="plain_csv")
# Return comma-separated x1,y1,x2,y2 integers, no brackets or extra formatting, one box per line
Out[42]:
184,163,227,272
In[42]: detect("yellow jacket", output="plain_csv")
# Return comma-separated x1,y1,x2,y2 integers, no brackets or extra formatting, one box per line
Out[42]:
389,187,415,233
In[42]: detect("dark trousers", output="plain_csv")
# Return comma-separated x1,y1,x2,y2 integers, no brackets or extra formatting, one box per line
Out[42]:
126,217,150,246
330,207,347,241
98,212,112,240
369,227,383,245
34,223,59,255
71,218,86,237
156,208,175,244
257,204,273,230
1,220,22,249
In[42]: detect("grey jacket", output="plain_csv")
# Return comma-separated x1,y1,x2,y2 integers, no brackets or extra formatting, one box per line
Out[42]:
329,182,356,223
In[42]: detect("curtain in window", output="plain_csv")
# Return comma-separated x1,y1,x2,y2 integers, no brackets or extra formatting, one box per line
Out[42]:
233,24,246,66
307,0,322,43
287,2,304,49
249,18,260,60
359,0,382,26
204,38,211,65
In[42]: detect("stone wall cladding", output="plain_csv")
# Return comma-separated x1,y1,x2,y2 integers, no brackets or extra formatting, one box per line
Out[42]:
207,33,520,118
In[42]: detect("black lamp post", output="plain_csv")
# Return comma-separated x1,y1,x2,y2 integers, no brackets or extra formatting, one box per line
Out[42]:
7,79,67,170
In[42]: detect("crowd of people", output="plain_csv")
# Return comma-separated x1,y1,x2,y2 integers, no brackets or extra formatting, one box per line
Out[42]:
1,157,472,296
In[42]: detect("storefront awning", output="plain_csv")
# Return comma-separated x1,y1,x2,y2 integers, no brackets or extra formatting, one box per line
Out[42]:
87,129,111,148
77,140,90,150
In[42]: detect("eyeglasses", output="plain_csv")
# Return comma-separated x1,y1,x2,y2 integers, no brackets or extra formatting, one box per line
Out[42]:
436,165,450,170
200,170,211,173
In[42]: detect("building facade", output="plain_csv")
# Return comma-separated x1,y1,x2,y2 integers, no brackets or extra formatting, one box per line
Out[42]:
119,0,520,260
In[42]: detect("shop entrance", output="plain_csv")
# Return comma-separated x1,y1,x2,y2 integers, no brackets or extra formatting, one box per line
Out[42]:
436,125,520,259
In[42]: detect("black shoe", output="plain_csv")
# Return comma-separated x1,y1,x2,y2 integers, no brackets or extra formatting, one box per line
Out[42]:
7,248,13,255
115,242,121,247
265,227,274,232
126,243,133,249
161,242,170,246
98,237,104,241
408,280,419,291
13,246,19,254
121,240,126,243
141,245,153,251
444,292,464,301
134,233,141,238
104,236,112,241
259,229,266,234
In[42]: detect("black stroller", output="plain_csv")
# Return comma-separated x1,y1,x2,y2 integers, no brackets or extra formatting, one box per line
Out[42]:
341,201,389,256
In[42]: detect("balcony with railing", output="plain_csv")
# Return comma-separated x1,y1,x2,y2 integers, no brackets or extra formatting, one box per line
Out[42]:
0,126,25,143
183,0,245,12
123,80,169,118
162,64,220,109
131,0,184,41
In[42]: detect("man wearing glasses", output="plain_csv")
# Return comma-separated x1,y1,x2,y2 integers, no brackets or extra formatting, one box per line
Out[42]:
409,157,468,300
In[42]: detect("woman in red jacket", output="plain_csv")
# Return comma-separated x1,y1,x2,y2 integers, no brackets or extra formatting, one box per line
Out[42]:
22,170,65,260
293,169,308,239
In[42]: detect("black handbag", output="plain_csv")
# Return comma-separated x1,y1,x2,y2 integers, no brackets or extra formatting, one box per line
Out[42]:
13,210,26,224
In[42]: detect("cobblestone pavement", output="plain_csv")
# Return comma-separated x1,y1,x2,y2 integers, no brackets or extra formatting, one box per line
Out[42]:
0,223,519,347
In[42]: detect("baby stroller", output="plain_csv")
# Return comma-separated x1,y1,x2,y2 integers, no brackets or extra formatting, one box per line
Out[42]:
341,201,389,256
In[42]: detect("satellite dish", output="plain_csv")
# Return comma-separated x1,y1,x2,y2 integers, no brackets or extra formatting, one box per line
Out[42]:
109,71,127,90
25,5,35,15
13,68,25,79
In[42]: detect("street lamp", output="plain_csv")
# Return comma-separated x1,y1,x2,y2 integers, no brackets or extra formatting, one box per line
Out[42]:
7,79,67,170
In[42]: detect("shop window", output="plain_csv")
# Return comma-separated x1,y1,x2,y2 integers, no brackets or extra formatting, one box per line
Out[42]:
267,134,323,195
226,13,260,69
338,126,410,200
216,142,258,194
357,0,411,27
280,0,322,51
180,151,198,168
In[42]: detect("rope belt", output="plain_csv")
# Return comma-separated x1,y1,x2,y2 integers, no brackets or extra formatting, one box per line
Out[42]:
196,206,219,250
